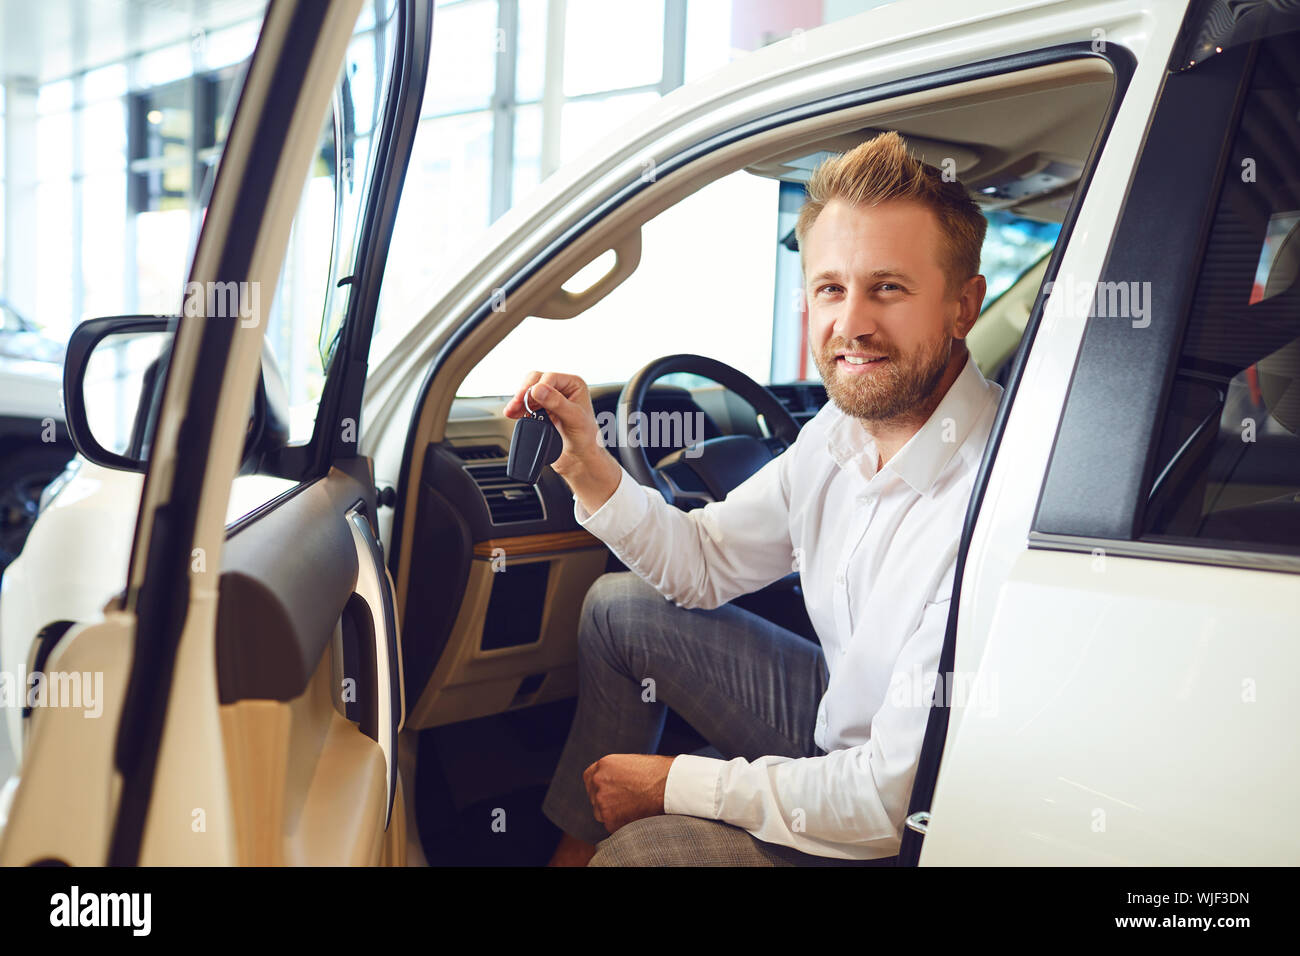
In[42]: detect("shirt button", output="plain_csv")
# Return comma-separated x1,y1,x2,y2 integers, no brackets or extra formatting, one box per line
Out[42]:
835,569,847,586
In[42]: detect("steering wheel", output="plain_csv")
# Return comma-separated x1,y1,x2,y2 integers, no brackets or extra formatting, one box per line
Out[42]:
617,354,802,509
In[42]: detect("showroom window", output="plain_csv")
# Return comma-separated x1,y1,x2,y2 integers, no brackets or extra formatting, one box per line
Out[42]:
1141,31,1300,553
1,0,895,360
372,0,898,362
0,8,268,345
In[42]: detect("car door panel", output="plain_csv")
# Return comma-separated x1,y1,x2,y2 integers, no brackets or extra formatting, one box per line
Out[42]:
0,0,417,867
214,463,403,864
127,0,425,868
217,473,365,706
923,549,1300,865
0,616,134,866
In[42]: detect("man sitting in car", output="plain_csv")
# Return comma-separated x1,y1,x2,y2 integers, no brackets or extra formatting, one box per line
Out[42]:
505,130,1002,866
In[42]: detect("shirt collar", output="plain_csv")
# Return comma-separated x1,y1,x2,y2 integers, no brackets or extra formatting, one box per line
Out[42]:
823,353,996,497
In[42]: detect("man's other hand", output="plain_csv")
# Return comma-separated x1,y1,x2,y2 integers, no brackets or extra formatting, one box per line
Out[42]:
582,754,676,834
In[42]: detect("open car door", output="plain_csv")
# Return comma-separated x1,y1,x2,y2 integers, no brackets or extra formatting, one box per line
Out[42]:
0,0,431,866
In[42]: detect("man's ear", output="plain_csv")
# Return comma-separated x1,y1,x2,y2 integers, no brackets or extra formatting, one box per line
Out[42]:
953,274,986,339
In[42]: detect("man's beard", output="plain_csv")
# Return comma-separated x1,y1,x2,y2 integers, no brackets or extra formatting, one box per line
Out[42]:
813,333,952,424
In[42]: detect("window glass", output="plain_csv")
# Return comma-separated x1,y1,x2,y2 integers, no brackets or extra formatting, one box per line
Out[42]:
978,210,1060,310
559,91,660,164
511,101,544,202
262,110,337,445
515,0,549,103
458,160,1069,399
425,0,497,115
267,7,399,447
457,169,778,397
372,108,494,359
1143,32,1300,551
562,0,664,97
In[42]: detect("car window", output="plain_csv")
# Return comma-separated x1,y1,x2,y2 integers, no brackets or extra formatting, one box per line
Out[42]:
457,169,781,396
1142,30,1300,552
977,211,1060,313
455,168,1065,397
210,6,402,527
261,10,398,447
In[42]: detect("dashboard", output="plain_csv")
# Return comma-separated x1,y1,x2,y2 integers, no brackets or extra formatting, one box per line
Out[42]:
433,380,827,537
399,379,826,729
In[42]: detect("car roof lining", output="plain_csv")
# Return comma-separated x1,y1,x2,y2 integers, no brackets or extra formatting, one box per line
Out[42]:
743,63,1113,224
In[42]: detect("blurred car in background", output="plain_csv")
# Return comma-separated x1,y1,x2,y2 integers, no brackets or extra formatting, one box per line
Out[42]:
0,300,65,366
0,299,73,572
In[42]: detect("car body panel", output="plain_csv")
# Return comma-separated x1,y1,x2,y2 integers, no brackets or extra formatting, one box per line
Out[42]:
0,361,62,423
923,548,1300,864
0,458,294,764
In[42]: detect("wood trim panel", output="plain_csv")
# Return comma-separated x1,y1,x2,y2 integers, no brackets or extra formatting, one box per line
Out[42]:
472,529,604,557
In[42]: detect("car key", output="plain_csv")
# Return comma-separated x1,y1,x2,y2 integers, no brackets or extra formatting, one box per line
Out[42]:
507,389,563,485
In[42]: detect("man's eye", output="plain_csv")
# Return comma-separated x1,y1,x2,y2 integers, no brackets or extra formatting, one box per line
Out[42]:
877,283,902,293
818,284,843,296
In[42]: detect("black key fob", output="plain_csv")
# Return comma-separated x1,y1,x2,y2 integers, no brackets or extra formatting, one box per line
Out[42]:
507,406,562,485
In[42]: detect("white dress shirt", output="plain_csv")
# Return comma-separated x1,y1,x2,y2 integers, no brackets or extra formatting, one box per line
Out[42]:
573,353,1002,859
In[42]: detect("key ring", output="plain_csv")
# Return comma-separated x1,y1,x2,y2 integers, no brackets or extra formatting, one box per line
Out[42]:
523,387,537,416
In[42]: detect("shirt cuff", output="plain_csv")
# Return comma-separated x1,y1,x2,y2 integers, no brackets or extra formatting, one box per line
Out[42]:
572,465,651,545
663,753,725,819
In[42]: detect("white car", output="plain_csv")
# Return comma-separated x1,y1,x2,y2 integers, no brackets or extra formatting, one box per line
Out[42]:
2,0,1298,870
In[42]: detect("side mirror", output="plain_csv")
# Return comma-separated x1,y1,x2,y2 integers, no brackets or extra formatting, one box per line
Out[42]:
63,316,172,471
63,315,290,472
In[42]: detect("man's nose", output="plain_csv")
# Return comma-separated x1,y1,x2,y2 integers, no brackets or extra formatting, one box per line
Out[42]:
832,288,880,341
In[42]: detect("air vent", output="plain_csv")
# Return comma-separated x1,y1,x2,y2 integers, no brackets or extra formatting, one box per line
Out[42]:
768,384,828,422
465,464,545,524
452,443,507,461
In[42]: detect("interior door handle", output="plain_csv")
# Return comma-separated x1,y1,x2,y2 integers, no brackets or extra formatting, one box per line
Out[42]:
346,505,404,829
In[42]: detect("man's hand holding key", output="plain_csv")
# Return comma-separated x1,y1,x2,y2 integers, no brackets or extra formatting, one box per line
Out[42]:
503,371,623,516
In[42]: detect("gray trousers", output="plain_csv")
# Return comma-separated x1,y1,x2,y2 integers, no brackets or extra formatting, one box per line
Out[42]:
541,571,894,867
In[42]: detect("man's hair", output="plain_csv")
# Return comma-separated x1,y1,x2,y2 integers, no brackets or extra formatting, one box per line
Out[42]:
795,130,987,297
